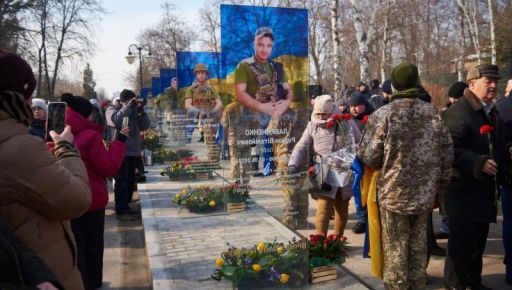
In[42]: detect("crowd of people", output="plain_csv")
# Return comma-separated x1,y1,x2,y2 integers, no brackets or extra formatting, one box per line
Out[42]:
0,49,149,289
1,25,512,290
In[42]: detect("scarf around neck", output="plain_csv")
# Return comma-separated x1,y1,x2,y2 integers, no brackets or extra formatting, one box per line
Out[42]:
0,90,33,126
389,88,419,103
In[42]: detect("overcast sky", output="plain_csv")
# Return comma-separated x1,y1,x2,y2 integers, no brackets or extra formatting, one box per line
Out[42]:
91,1,201,99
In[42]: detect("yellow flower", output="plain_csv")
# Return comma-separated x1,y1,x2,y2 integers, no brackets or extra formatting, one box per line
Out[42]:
280,273,289,283
215,258,224,267
252,264,262,272
209,200,216,207
256,242,265,252
175,194,180,199
277,246,284,254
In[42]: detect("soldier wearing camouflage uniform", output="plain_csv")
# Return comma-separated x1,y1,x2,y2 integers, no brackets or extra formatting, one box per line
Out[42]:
223,27,306,228
185,64,222,162
358,63,453,290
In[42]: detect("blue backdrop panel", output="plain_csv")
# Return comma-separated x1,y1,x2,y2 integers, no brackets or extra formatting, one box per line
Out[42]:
176,51,222,89
140,87,151,99
151,77,162,97
220,4,308,76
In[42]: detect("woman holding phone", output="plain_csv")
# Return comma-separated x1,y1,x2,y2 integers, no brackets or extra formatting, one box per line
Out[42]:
0,50,91,289
61,93,128,290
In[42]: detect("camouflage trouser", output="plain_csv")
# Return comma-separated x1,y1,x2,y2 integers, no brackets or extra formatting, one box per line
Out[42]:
380,208,428,290
202,119,220,162
222,103,262,184
268,104,309,228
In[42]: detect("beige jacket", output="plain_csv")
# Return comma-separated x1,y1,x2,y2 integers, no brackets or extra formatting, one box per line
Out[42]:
0,110,91,289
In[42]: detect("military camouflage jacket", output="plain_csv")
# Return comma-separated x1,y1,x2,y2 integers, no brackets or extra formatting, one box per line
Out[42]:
357,97,453,215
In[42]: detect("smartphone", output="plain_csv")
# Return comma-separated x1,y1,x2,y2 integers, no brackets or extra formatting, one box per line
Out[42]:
46,102,67,140
122,117,129,129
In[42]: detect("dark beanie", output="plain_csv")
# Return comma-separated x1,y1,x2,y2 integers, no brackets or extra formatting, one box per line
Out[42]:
120,89,136,102
391,62,419,91
381,79,392,94
0,49,36,99
61,93,93,118
348,92,367,106
448,81,468,99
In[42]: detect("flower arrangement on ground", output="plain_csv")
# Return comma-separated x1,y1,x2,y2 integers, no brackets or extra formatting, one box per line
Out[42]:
173,185,224,212
152,148,180,163
160,161,194,180
212,238,308,288
221,183,251,203
308,234,349,268
142,129,161,151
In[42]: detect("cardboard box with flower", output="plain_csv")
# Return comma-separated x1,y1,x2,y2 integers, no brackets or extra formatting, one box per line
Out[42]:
173,185,224,213
212,239,308,289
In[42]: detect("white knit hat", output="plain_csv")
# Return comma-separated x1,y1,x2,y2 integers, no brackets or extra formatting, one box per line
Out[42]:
313,94,334,115
31,98,47,113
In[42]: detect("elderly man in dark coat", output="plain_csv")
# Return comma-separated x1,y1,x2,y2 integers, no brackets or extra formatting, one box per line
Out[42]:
444,64,511,290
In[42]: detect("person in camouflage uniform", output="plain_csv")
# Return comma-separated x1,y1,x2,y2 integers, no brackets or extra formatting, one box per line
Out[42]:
185,64,222,162
358,63,453,290
158,77,178,113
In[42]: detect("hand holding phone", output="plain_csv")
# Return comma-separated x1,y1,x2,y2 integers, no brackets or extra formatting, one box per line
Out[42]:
49,125,73,144
122,117,129,129
46,102,67,141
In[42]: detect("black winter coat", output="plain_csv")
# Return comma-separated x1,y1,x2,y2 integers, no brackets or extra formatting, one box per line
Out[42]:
28,119,45,140
0,222,63,290
444,89,507,223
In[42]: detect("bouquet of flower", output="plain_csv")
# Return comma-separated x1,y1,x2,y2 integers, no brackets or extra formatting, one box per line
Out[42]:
173,185,224,212
160,161,194,179
212,239,308,288
142,129,161,150
308,234,348,268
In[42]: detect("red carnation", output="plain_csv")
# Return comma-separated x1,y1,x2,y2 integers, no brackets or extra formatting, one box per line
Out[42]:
309,234,320,245
326,120,335,128
479,124,494,135
341,114,352,120
361,115,369,125
332,114,343,121
308,165,315,176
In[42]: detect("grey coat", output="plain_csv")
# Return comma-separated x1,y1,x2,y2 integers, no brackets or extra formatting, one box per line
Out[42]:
106,100,151,156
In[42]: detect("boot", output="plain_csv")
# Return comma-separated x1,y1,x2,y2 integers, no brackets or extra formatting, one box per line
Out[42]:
198,132,204,142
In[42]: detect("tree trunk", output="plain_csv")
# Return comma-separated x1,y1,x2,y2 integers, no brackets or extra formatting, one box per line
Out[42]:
380,0,391,81
457,2,465,81
331,0,343,100
457,0,481,63
470,0,482,64
487,0,496,64
350,0,371,86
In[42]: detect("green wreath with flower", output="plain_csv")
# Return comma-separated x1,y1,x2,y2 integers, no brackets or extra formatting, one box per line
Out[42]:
212,239,308,288
173,185,224,212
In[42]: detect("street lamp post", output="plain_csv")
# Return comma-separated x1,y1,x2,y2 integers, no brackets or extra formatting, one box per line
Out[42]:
126,44,152,95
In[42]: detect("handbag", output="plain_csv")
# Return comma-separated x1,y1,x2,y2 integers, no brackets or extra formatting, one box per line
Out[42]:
308,124,338,197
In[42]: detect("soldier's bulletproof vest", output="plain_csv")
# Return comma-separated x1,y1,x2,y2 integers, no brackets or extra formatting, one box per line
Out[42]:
245,57,285,103
189,84,215,111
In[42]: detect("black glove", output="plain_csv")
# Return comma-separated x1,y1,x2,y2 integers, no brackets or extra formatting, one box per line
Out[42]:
288,165,298,175
129,99,138,108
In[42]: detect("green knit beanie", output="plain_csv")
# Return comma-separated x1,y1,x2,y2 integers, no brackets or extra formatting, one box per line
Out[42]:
391,62,419,91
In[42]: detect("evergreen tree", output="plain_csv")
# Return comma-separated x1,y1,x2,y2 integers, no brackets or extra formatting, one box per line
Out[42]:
82,63,96,99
